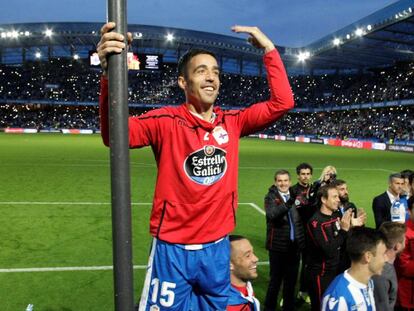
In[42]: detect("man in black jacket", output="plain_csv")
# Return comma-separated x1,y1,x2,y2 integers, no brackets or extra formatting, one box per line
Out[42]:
264,169,305,311
372,173,405,228
289,162,316,303
305,183,352,311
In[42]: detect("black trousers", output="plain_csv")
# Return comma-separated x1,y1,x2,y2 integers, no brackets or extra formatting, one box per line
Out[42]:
264,245,300,311
306,269,337,311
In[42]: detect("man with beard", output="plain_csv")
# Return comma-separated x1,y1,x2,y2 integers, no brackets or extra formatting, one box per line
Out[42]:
321,227,387,311
333,179,367,273
227,235,260,311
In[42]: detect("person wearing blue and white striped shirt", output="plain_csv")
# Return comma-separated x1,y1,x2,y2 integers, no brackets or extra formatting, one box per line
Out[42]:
321,227,387,311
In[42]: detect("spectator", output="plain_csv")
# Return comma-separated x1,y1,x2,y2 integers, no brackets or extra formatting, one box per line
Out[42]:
263,170,305,311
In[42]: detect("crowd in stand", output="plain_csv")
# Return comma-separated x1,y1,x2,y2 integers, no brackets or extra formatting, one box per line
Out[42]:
0,57,413,141
1,57,414,108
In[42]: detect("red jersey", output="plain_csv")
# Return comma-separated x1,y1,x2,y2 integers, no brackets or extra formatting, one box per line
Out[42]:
99,49,294,243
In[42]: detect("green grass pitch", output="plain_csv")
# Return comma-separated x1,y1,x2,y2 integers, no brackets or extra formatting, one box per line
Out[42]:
0,133,412,310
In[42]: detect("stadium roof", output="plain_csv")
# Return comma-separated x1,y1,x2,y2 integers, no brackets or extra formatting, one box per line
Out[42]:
0,0,413,72
289,0,414,70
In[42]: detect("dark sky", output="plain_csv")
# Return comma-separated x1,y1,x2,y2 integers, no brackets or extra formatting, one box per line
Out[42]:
0,0,397,47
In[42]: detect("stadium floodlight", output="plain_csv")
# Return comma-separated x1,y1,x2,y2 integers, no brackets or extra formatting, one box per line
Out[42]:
0,32,6,39
346,34,351,40
333,38,341,46
73,54,80,60
44,29,53,37
6,32,12,38
297,51,310,62
409,7,412,13
35,52,41,59
134,32,143,38
367,25,372,31
11,30,19,38
166,33,174,42
355,28,364,37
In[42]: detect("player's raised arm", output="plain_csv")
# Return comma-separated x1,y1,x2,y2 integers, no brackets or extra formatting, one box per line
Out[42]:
231,25,275,53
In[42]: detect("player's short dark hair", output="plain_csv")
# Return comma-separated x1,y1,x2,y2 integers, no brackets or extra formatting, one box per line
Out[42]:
331,179,346,187
346,227,386,262
274,169,290,180
229,234,247,243
296,163,313,175
379,222,406,249
177,48,218,78
401,169,414,185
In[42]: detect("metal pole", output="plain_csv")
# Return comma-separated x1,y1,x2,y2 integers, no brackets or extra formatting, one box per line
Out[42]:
107,0,134,310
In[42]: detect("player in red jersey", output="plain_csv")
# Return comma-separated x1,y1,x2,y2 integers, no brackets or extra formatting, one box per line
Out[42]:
98,23,294,310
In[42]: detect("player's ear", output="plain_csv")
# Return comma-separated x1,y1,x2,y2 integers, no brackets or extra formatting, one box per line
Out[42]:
178,76,186,90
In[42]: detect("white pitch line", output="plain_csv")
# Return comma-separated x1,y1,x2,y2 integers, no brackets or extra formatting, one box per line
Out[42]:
0,261,269,273
0,201,268,273
248,202,265,216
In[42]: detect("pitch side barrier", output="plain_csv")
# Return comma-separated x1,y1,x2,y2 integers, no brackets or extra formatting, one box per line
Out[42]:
1,127,413,154
250,133,414,154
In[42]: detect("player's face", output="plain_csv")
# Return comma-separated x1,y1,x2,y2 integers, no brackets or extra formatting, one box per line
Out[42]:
368,241,387,276
230,239,259,282
298,168,312,186
389,177,404,196
324,188,340,211
275,174,291,193
179,53,220,109
337,184,349,202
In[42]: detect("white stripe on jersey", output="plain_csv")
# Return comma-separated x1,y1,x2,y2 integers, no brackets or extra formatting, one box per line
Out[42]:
139,238,158,311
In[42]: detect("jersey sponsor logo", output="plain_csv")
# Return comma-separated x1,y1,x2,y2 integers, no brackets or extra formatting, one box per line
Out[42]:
328,297,338,309
184,145,227,186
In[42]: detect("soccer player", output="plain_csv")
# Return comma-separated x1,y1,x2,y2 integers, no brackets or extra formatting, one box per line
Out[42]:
321,227,387,311
97,23,294,310
228,235,260,311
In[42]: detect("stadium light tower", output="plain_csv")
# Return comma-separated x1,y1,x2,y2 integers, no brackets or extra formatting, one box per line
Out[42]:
355,28,364,37
35,52,41,59
44,29,53,37
166,33,175,42
297,51,311,62
333,38,341,46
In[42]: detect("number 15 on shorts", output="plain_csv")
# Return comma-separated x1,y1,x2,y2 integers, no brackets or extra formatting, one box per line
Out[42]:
151,278,177,307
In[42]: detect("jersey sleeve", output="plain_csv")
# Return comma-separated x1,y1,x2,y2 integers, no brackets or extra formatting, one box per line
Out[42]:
321,294,349,311
235,49,294,137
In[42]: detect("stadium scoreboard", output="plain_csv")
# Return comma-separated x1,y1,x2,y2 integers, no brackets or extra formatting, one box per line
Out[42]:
89,51,163,71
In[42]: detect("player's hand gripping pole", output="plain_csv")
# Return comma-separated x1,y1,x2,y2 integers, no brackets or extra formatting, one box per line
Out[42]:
107,0,134,310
